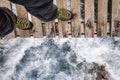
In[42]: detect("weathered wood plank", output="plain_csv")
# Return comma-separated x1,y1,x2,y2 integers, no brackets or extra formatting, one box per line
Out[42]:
0,0,15,39
57,0,63,38
57,0,68,37
0,0,11,9
85,0,94,37
31,16,43,38
107,22,110,34
111,0,120,37
81,22,85,34
16,4,30,37
57,0,63,37
62,0,69,37
97,0,108,37
67,22,71,35
71,0,81,37
45,21,56,37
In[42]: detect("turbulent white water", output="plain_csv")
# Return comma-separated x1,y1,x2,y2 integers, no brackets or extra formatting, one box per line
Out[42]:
0,37,120,80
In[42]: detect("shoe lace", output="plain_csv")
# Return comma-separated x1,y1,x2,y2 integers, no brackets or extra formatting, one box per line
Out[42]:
16,17,29,28
58,9,69,19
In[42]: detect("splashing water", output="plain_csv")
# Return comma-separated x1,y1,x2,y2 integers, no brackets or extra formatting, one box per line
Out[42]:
0,37,120,80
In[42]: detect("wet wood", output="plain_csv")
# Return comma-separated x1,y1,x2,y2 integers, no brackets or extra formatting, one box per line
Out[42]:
31,16,43,38
71,0,81,37
57,0,68,37
97,0,108,37
45,21,56,37
85,0,94,37
111,0,120,37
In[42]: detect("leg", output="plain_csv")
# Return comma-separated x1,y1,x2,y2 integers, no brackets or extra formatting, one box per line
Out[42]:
10,0,58,22
10,0,73,21
0,7,33,37
0,7,16,37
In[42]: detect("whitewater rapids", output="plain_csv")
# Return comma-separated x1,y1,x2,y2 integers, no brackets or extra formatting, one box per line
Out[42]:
0,37,120,80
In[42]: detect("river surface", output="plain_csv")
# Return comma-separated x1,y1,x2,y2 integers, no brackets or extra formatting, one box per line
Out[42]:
0,37,120,80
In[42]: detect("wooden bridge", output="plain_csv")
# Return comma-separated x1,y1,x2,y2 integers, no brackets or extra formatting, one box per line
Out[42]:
0,0,120,38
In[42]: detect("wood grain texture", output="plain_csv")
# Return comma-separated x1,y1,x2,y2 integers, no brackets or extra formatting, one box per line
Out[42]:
71,0,81,37
31,16,43,38
57,0,68,37
97,0,108,37
45,21,56,37
111,0,120,37
85,0,94,37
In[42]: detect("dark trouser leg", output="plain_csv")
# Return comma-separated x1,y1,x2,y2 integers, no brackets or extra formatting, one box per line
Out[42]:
10,0,58,22
0,7,16,37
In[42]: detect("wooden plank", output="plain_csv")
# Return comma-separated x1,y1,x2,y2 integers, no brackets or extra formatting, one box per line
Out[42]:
85,0,94,37
16,4,30,37
71,0,81,37
0,0,16,39
107,22,110,34
81,22,85,34
113,19,120,37
42,23,46,36
67,22,72,35
0,0,11,9
31,16,43,38
81,21,96,35
62,0,69,37
94,23,97,34
57,0,63,37
111,0,120,37
97,0,108,37
93,22,110,34
45,21,56,37
57,0,68,37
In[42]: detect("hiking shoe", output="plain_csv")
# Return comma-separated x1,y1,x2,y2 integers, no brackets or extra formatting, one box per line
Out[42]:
58,8,73,21
15,17,33,30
